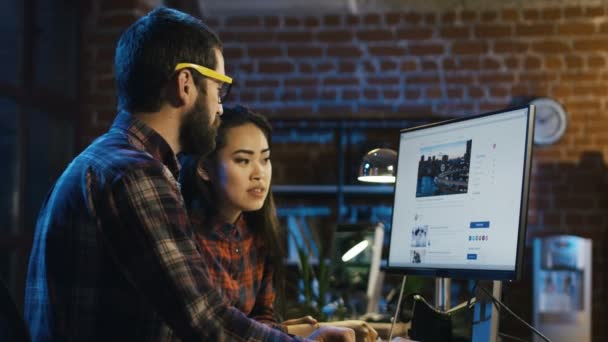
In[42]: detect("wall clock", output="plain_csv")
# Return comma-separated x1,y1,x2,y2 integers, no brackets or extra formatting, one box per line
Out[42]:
530,97,567,146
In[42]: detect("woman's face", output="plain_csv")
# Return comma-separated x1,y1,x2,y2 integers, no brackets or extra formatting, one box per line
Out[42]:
211,123,271,222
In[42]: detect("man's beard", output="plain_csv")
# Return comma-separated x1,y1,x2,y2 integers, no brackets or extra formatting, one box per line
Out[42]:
179,96,218,156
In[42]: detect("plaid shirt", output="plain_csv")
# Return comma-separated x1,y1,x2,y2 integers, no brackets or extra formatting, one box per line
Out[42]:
190,215,286,333
24,111,305,341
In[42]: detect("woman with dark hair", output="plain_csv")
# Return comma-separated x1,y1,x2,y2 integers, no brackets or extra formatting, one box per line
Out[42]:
180,105,289,331
180,106,378,341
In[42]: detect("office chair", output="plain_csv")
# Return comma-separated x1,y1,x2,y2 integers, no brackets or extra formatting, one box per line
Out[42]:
0,279,30,342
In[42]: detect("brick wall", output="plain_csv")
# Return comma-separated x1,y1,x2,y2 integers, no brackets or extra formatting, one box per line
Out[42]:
80,0,155,142
80,2,608,339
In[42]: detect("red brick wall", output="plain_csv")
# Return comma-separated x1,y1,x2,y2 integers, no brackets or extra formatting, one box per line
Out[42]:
80,2,608,339
80,0,155,143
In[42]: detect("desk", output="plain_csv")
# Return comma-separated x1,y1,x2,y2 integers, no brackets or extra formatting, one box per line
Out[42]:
291,320,416,341
368,322,411,341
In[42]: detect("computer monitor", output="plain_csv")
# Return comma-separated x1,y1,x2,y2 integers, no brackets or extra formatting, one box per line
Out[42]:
331,223,379,288
332,222,386,315
386,106,535,280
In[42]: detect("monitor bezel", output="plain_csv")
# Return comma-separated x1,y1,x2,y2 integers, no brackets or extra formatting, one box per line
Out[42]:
384,105,536,281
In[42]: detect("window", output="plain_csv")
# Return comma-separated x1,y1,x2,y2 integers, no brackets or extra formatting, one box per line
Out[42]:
0,0,79,308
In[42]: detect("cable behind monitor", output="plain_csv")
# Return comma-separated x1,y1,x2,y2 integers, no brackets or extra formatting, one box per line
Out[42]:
478,285,552,342
388,275,407,342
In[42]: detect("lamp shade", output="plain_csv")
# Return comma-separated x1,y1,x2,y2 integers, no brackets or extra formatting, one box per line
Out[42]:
357,148,397,183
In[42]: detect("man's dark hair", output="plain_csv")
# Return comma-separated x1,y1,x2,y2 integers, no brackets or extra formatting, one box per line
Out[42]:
114,7,222,113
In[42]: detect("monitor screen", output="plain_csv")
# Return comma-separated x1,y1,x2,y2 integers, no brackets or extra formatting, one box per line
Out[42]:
386,106,535,280
331,224,376,289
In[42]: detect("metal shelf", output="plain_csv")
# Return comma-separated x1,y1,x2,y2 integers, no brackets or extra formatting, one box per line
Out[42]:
272,184,394,194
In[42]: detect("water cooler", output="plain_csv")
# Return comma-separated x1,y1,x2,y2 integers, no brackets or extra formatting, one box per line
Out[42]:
533,235,592,342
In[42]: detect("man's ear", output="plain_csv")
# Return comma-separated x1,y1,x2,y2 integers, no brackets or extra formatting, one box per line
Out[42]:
169,69,195,107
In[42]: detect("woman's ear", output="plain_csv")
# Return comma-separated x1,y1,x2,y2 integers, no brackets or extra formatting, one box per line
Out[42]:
197,164,211,181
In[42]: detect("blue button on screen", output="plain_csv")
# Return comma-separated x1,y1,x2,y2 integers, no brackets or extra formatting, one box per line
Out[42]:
470,221,490,228
467,253,477,260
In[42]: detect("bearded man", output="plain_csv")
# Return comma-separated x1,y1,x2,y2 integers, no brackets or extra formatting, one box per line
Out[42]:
24,7,353,342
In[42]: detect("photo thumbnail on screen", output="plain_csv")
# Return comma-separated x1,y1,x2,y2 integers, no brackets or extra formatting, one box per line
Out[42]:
416,139,472,197
411,225,429,247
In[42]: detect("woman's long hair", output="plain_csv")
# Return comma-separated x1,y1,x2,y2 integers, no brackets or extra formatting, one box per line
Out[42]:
180,105,285,307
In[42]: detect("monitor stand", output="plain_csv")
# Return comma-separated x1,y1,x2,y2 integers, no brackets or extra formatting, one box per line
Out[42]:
388,276,503,341
435,277,451,311
489,280,502,342
434,278,502,342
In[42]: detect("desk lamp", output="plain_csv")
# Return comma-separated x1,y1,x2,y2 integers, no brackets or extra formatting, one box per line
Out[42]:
352,148,396,315
357,148,397,184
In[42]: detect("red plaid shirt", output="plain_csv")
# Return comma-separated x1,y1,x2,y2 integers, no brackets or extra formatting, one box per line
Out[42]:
191,214,287,333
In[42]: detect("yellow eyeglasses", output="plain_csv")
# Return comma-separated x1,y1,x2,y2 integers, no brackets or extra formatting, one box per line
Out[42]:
174,62,233,104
